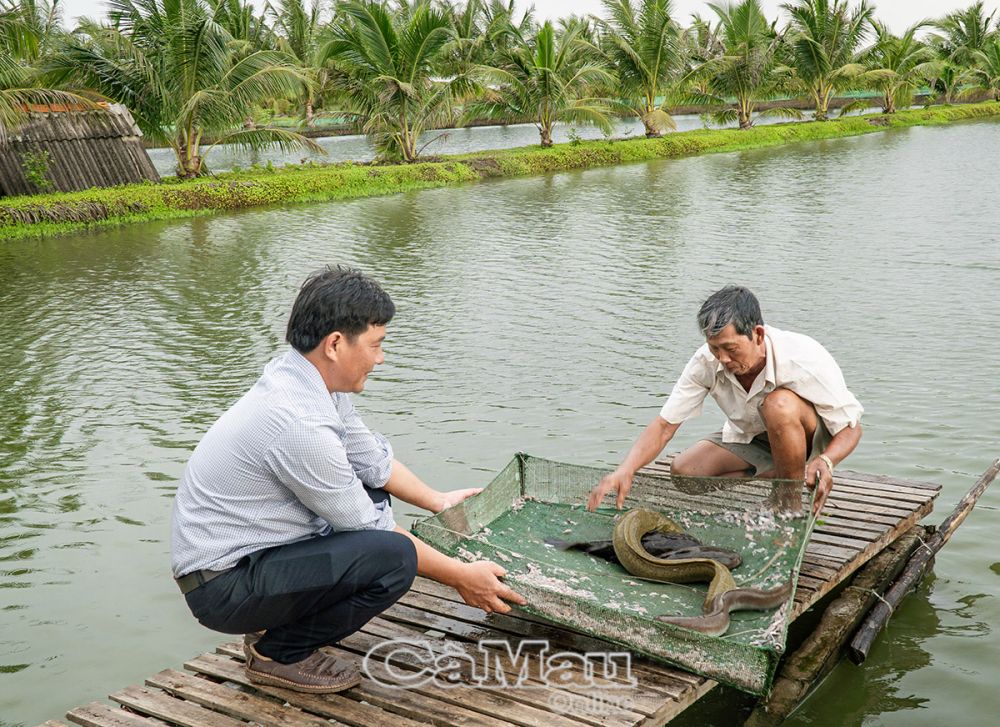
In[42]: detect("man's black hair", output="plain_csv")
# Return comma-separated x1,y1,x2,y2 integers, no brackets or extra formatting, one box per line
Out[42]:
286,266,395,353
697,285,764,339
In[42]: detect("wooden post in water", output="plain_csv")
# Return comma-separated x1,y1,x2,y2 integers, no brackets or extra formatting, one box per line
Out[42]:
848,458,1000,664
745,526,927,726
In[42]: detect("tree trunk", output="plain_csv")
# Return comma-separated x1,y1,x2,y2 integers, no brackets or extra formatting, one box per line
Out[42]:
882,91,895,114
176,148,203,178
175,130,204,178
539,125,553,147
737,98,752,129
305,100,314,126
402,139,416,163
814,87,829,121
642,108,662,138
400,127,417,163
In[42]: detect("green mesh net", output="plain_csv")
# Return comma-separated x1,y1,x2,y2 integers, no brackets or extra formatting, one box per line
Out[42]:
411,454,816,694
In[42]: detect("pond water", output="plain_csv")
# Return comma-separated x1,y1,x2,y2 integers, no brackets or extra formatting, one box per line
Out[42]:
2,117,999,725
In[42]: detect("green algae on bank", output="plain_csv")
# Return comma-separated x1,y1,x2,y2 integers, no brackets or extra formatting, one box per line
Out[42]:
3,102,999,243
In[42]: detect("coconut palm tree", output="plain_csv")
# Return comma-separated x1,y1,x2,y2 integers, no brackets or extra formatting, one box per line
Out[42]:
971,38,1000,100
0,0,66,64
49,0,318,177
321,0,464,162
482,0,535,54
682,13,723,98
442,0,525,87
932,1,996,68
559,14,600,45
597,0,685,138
689,0,798,129
209,0,277,55
464,21,616,147
0,51,101,147
925,58,979,104
861,20,935,114
268,0,331,123
0,0,101,146
685,13,724,65
781,0,875,120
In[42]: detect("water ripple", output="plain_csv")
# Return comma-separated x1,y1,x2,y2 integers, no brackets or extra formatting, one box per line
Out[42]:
2,118,1000,726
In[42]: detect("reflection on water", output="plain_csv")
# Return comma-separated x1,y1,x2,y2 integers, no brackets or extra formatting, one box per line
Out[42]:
2,118,1000,725
787,576,942,725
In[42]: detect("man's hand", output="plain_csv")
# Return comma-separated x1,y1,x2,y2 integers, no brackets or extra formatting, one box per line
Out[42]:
588,469,633,511
453,560,527,614
586,418,679,511
805,457,833,515
433,487,483,514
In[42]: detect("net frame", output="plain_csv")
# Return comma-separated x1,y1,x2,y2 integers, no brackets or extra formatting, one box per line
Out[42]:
411,453,815,694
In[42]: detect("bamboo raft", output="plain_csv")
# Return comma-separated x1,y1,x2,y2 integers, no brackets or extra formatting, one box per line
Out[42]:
42,461,941,727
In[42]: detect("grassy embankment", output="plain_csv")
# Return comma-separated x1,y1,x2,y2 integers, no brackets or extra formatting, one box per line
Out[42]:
3,102,999,242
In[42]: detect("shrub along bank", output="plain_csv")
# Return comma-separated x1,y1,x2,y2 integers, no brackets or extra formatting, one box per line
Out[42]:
3,102,999,242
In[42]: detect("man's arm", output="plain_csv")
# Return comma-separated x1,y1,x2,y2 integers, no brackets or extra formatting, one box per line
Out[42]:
394,526,527,614
587,417,681,511
805,422,863,514
267,419,388,530
383,460,482,513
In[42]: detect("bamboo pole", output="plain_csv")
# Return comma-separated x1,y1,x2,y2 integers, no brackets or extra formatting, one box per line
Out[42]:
745,526,927,727
848,458,1000,664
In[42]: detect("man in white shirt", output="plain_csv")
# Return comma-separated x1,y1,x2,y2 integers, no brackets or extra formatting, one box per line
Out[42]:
588,286,862,515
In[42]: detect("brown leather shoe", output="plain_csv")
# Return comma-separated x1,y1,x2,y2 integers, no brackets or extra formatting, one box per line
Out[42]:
245,644,361,694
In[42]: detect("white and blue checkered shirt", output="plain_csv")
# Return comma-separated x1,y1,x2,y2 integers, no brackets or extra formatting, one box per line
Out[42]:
171,349,395,576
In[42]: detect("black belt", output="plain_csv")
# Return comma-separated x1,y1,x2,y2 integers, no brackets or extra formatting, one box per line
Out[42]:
175,568,229,595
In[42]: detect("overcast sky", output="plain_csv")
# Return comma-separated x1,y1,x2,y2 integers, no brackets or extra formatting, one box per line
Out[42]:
58,0,995,34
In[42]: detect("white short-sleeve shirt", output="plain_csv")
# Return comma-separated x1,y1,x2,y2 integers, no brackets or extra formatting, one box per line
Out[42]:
659,325,863,443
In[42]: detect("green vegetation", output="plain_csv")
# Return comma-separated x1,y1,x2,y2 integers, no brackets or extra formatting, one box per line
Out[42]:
4,0,1000,163
2,0,1000,237
3,101,998,242
862,21,936,113
687,0,800,129
46,0,318,177
464,20,616,147
19,149,54,192
321,0,469,162
0,0,95,142
597,0,685,137
782,0,877,121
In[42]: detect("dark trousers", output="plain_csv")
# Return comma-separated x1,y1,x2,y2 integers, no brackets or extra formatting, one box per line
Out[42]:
184,488,417,663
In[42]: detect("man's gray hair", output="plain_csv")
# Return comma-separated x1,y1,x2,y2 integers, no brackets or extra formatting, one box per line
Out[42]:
697,286,764,338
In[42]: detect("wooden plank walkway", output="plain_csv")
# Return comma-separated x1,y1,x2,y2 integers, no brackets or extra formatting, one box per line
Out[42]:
49,464,940,727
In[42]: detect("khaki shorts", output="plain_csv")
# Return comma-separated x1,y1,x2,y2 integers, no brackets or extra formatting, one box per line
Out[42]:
702,421,832,476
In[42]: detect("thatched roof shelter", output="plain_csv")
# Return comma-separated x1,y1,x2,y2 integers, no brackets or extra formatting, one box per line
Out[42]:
0,103,159,197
